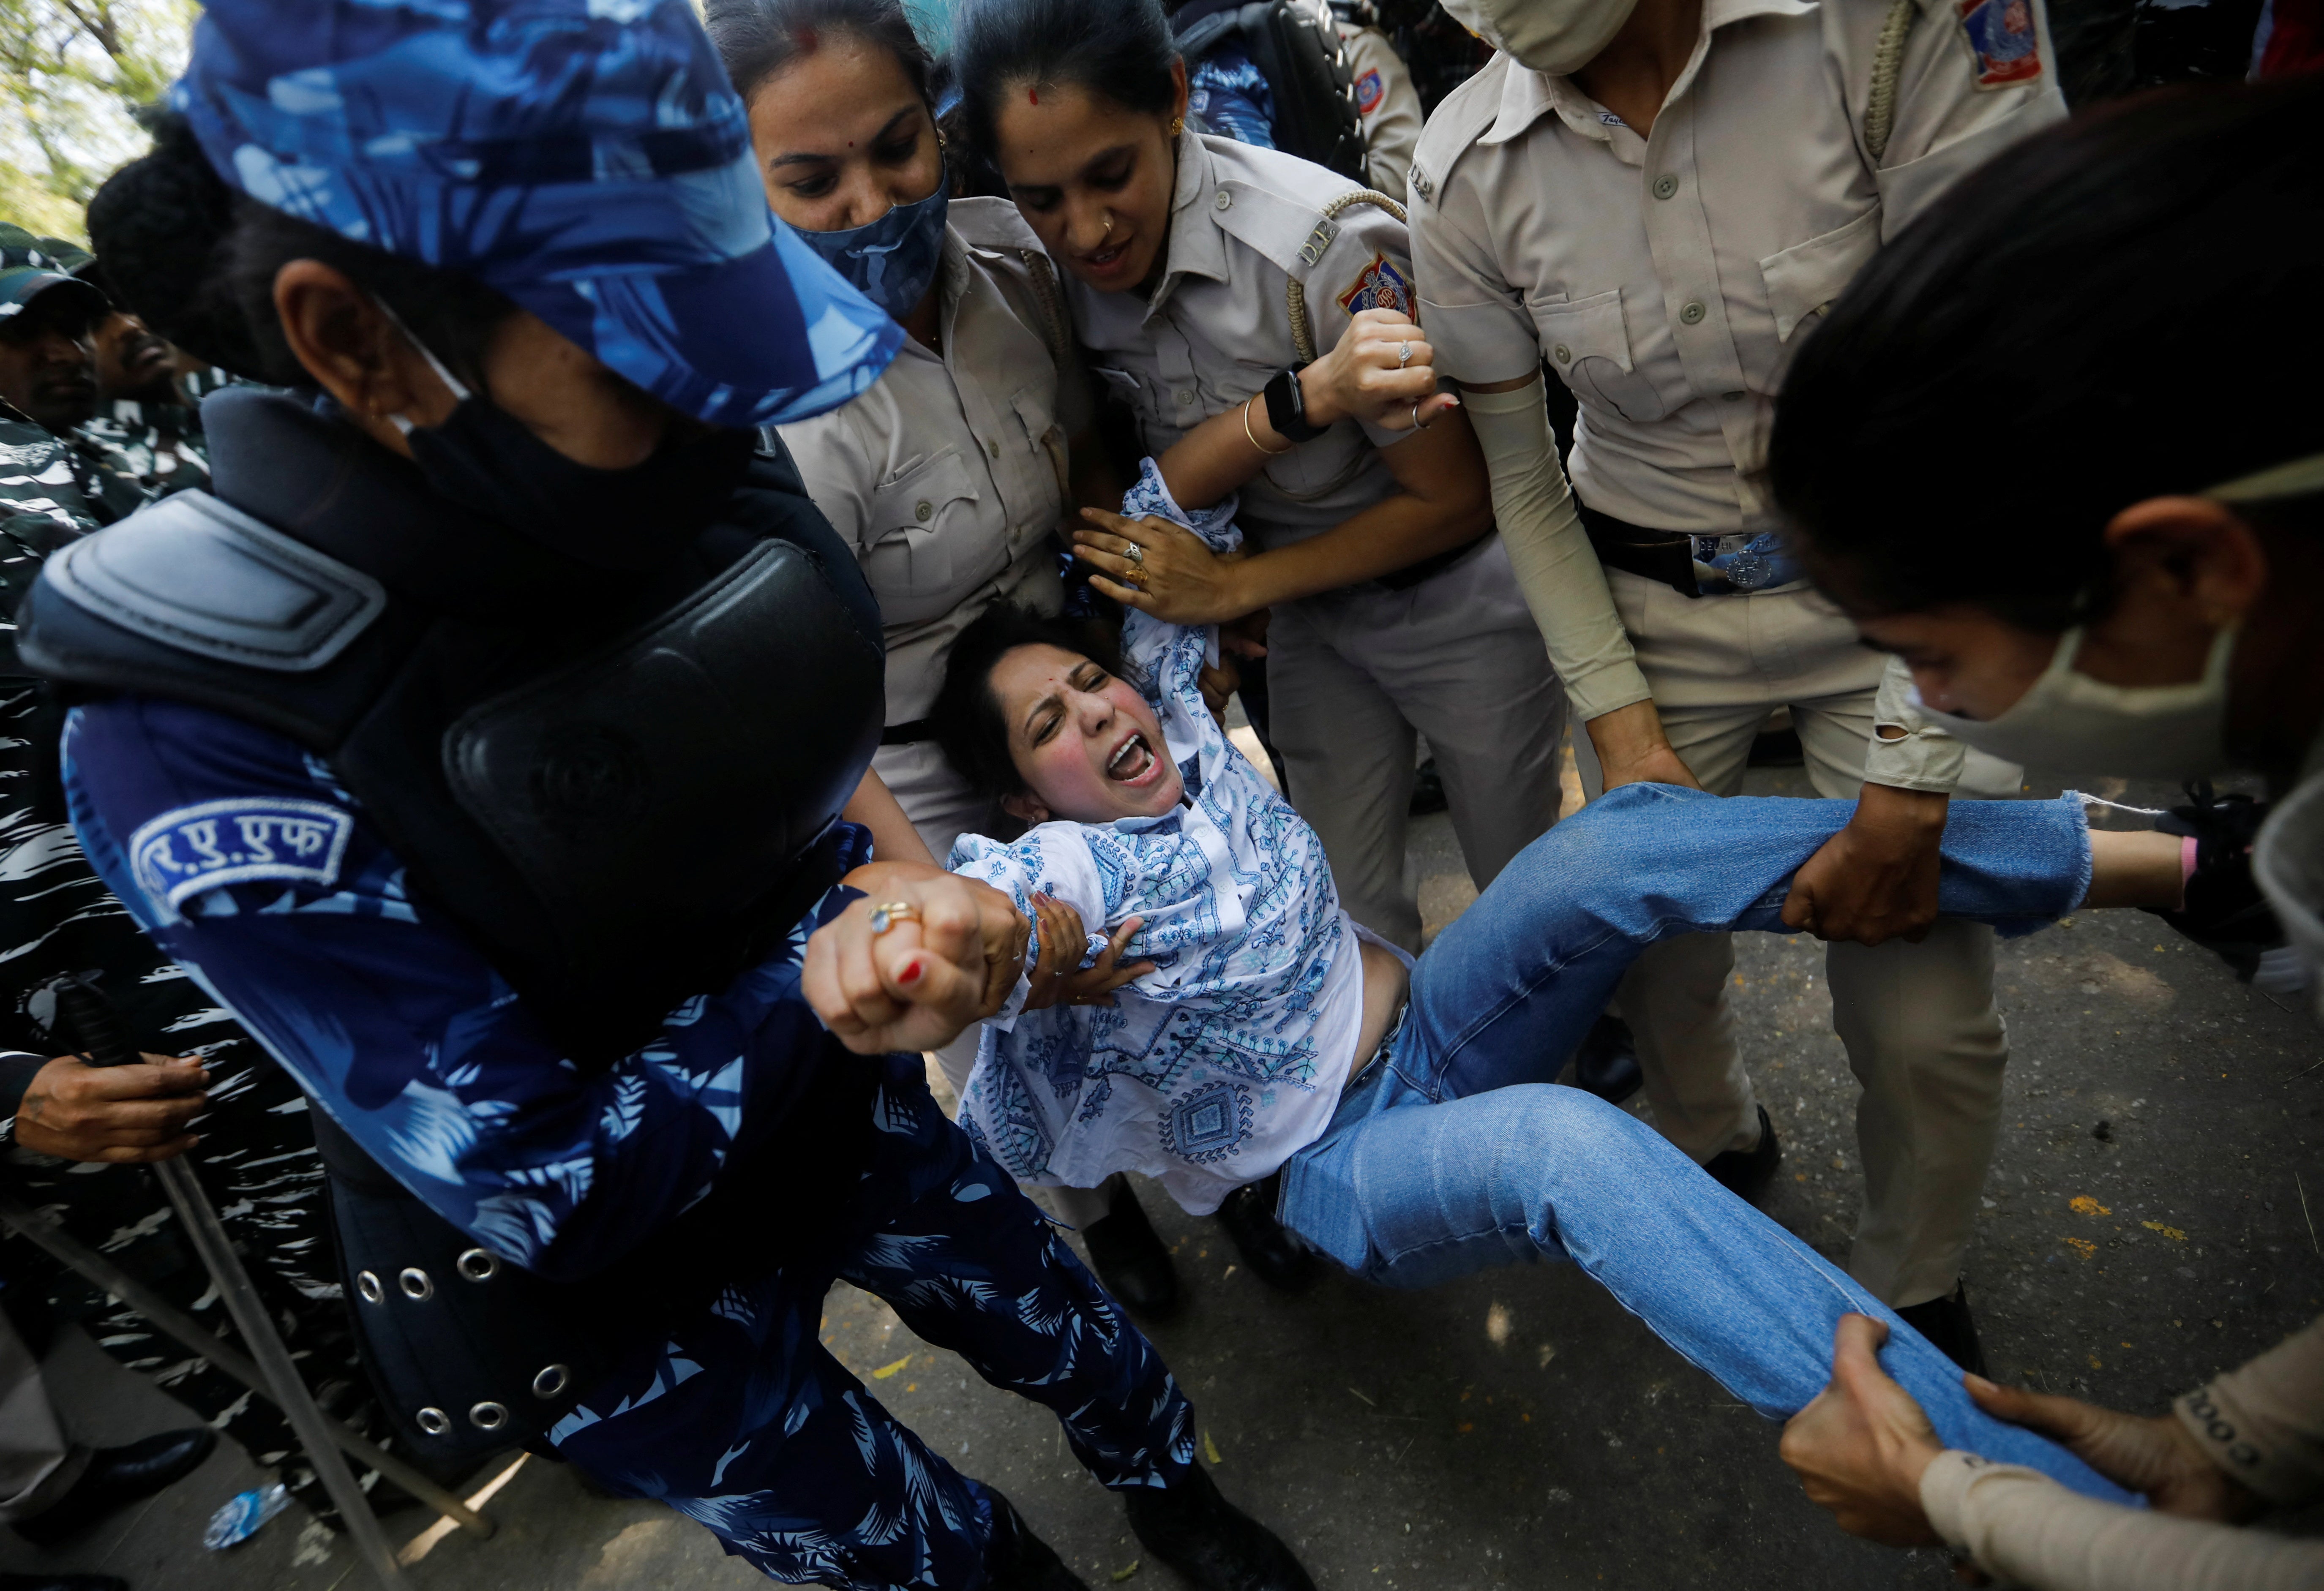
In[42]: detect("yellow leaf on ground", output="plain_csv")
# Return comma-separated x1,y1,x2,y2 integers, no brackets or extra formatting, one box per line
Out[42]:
2069,1196,2111,1216
1111,1561,1140,1583
871,1355,913,1379
2064,1237,2096,1259
2088,1356,2103,1370
1203,1431,1225,1466
2143,1221,2189,1242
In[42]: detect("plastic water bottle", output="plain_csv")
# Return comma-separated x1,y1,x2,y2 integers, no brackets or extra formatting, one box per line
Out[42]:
204,1482,290,1550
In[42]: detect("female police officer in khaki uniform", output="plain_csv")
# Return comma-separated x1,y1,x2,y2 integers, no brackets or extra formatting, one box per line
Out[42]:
1408,0,2065,1358
955,0,1574,961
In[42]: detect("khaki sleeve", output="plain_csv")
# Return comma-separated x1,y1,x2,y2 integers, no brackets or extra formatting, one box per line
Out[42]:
1863,653,1967,793
1408,161,1544,390
1344,29,1422,205
776,407,879,561
1868,0,2069,234
1465,379,1650,722
2176,1316,2324,1508
1921,1451,2324,1591
1303,201,1428,453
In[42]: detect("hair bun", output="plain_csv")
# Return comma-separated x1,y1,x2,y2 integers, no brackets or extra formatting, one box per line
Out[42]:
85,112,269,380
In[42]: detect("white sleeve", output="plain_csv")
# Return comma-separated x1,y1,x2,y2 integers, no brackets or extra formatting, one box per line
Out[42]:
1920,1452,2324,1591
946,828,1112,1028
1463,378,1651,723
1408,155,1544,388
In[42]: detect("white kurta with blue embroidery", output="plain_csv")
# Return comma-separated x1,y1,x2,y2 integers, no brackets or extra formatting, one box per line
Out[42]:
948,463,1367,1215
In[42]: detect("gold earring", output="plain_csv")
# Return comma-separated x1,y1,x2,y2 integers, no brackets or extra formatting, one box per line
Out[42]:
1167,116,1184,137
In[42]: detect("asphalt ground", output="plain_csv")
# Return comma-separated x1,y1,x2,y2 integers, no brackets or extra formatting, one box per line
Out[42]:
5,755,2321,1591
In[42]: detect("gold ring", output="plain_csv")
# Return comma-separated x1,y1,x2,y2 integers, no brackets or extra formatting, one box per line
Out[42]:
1125,567,1148,591
867,901,921,934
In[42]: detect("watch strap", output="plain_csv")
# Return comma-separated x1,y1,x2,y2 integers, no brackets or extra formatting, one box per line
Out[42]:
1262,365,1326,446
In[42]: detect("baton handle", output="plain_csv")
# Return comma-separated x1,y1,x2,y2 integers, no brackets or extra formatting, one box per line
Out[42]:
52,973,140,1068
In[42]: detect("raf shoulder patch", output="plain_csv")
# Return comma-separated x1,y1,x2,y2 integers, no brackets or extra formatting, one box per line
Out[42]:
130,797,355,916
1355,68,1386,117
1955,0,2043,87
1337,252,1414,320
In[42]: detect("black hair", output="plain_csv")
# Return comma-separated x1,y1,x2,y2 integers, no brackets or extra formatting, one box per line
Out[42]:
704,0,931,109
952,0,1181,161
84,110,518,392
933,602,1134,809
1767,76,2324,631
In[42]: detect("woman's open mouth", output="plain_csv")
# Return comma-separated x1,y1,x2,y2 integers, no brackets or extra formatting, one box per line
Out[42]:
1105,730,1159,785
1079,241,1133,281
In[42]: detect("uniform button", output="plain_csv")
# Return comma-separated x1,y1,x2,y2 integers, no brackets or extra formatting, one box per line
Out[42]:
987,438,1001,458
1177,389,1195,406
915,500,933,522
1652,174,1678,200
1552,344,1572,364
1721,390,1745,402
1214,190,1233,211
1680,301,1707,325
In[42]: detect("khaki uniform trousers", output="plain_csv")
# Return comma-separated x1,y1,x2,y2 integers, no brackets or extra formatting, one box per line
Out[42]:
1576,572,2022,1309
0,1309,85,1525
1267,535,1568,954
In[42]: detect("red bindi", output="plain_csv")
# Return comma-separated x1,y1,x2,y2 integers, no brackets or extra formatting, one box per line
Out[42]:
1029,87,1039,104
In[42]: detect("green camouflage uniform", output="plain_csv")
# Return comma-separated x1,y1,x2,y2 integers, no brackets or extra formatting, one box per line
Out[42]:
76,396,210,493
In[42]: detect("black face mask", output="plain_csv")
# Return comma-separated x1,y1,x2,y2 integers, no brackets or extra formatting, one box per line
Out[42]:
383,307,755,572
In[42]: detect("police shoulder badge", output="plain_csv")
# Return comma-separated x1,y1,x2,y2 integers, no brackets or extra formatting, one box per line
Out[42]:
1355,68,1386,117
1955,0,2043,87
130,797,355,918
1337,253,1413,320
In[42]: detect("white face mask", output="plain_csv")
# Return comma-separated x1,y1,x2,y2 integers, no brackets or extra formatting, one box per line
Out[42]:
1908,625,2237,779
1440,0,1641,75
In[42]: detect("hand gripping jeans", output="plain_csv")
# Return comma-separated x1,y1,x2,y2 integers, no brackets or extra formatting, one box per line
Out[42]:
1278,784,2137,1506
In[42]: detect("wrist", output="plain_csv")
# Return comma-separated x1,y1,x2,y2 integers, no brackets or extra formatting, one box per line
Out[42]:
1585,700,1669,769
1295,364,1344,430
1858,782,1950,833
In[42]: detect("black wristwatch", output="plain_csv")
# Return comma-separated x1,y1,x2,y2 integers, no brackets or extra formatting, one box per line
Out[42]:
1262,364,1328,445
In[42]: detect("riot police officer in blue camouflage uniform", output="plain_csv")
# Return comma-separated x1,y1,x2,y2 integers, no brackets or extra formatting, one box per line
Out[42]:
16,4,1312,1589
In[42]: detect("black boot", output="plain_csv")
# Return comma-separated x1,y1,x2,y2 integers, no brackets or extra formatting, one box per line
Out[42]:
1123,1462,1315,1591
1702,1106,1782,1205
1081,1176,1181,1318
0,1576,129,1591
1213,1171,1315,1293
1569,1013,1643,1105
1896,1280,1989,1377
983,1489,1091,1591
14,1428,218,1546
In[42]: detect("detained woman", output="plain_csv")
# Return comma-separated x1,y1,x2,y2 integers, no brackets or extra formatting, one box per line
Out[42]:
1758,77,2324,1591
865,452,2194,1516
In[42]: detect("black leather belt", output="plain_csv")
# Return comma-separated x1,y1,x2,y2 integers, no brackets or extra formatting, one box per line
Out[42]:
1577,503,1704,599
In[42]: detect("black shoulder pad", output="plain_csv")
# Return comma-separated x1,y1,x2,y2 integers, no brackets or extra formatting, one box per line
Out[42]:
43,490,385,671
16,493,417,752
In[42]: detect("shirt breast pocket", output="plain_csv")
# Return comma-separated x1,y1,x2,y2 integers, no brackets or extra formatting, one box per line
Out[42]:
1089,365,1150,417
1757,207,1882,345
864,450,979,609
1009,386,1070,509
1531,288,1666,424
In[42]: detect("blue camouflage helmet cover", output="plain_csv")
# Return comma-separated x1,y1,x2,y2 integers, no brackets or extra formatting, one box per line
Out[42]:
170,0,903,427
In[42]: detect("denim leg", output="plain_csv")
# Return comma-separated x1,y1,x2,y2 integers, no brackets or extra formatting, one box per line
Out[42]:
1276,1076,2138,1508
1401,784,2091,1101
548,1069,1192,1590
838,1077,1196,1493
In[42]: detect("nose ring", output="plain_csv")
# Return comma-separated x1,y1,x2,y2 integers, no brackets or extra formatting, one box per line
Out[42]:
1101,211,1115,235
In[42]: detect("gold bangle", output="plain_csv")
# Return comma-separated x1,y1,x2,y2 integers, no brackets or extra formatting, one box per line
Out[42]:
1242,395,1294,457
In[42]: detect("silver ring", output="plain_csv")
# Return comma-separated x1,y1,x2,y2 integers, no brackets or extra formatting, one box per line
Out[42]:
1412,401,1423,430
1124,543,1144,567
1397,341,1412,368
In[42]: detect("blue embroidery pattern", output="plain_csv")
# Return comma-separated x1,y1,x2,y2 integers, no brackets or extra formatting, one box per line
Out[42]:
128,797,352,919
950,462,1356,1215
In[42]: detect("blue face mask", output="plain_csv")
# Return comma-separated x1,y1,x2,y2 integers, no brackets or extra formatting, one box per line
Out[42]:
794,183,949,321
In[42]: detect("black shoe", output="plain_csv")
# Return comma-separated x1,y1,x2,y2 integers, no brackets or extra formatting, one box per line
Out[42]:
1123,1461,1315,1591
1568,1014,1644,1105
2146,782,2284,982
1408,757,1448,817
1081,1177,1181,1319
1702,1106,1782,1205
0,1575,130,1591
1895,1280,1989,1377
1213,1172,1316,1293
982,1489,1091,1591
14,1428,218,1546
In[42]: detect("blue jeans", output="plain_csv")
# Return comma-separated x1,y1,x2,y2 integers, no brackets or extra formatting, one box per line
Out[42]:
1279,785,2136,1506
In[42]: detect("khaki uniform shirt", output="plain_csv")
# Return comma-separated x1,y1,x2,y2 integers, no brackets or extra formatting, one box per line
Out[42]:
1066,130,1417,553
1409,0,2065,535
1340,24,1424,204
778,199,1075,726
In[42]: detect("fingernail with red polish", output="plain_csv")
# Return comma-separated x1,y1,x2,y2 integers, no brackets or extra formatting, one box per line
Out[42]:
898,959,924,986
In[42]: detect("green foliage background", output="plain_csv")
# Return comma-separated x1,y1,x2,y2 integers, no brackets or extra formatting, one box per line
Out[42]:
1,0,196,243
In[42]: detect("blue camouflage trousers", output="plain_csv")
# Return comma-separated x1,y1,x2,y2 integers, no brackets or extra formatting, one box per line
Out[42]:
548,1058,1195,1590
